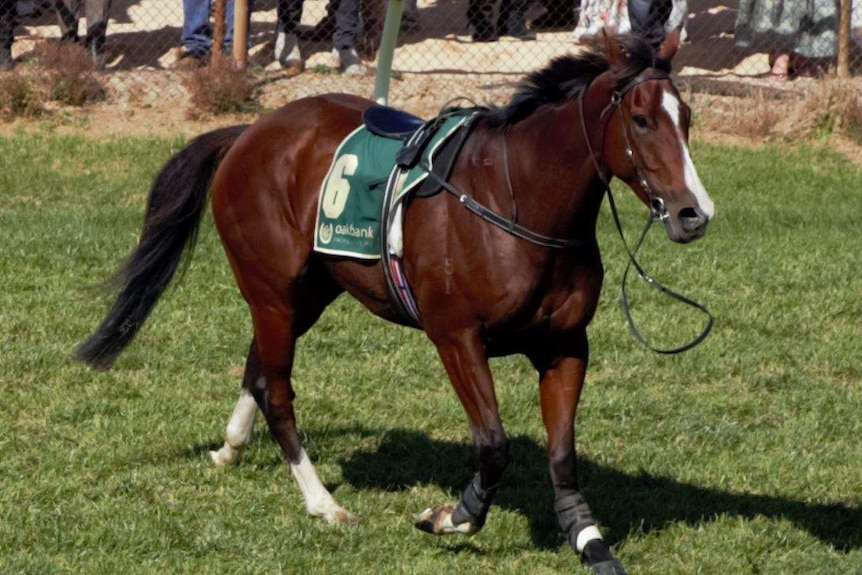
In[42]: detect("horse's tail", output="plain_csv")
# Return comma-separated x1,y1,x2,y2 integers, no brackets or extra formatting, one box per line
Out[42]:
75,124,250,369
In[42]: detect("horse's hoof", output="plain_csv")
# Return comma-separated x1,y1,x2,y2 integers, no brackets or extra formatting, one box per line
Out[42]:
413,504,476,535
329,508,360,525
209,443,239,466
309,501,359,525
591,559,628,575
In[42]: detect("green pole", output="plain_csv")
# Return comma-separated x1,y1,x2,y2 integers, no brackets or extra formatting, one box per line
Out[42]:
373,0,405,105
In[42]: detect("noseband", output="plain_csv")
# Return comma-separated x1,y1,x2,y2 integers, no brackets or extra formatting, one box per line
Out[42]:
580,70,671,222
421,72,713,353
579,72,714,354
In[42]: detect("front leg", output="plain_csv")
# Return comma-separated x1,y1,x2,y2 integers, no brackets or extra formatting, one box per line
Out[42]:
532,334,628,575
415,328,509,535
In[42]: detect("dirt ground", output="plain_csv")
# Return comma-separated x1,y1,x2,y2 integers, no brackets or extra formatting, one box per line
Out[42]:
2,0,860,163
3,56,859,168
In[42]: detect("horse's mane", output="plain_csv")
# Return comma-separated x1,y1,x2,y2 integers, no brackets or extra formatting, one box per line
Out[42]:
485,34,671,128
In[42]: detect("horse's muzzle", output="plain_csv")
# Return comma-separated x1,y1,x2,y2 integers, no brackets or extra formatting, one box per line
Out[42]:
666,206,709,243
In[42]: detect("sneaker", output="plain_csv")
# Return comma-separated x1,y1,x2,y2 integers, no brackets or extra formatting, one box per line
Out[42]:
275,31,303,75
332,47,366,75
171,47,209,69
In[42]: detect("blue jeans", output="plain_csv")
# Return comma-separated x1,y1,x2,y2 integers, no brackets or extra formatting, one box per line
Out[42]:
277,0,361,50
182,0,235,55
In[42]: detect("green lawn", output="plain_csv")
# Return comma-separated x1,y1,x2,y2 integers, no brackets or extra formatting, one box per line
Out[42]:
1,133,859,575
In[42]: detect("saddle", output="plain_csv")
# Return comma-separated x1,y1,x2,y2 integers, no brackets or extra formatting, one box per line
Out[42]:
364,104,484,327
363,105,425,140
362,104,481,198
314,104,484,326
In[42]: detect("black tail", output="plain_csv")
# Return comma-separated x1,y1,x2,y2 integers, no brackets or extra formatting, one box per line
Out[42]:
75,124,250,369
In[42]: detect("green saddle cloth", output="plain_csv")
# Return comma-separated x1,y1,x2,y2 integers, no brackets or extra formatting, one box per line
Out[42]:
314,114,470,259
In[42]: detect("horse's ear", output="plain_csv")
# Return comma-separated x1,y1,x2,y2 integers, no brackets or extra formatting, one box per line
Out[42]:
657,29,681,62
602,28,626,67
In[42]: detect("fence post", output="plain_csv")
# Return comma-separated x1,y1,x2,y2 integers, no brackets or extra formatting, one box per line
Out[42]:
374,0,405,105
213,0,226,58
837,0,851,78
233,0,250,68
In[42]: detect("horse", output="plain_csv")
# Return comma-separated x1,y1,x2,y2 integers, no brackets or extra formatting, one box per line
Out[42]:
75,33,714,575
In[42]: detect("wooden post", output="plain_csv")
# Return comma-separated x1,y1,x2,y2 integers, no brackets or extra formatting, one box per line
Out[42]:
233,0,250,68
837,0,851,78
373,0,405,105
213,0,226,58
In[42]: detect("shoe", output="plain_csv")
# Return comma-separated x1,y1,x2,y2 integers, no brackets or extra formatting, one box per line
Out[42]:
172,47,209,69
503,29,536,41
275,31,303,76
332,47,366,75
470,26,498,42
498,24,536,41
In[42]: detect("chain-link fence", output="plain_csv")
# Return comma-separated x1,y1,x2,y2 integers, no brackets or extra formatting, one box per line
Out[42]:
7,0,862,93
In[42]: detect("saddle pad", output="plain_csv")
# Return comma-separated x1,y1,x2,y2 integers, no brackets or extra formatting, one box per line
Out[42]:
314,114,471,259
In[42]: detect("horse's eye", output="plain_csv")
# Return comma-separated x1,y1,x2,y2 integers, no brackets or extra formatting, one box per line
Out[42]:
633,115,648,128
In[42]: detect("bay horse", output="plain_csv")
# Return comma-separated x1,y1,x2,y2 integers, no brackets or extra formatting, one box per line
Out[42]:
76,34,713,575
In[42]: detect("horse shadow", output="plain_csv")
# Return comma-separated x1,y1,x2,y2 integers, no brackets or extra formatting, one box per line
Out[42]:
332,427,861,552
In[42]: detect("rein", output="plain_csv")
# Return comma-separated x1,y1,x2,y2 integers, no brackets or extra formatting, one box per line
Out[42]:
414,72,713,353
580,72,714,354
606,191,714,354
421,163,588,250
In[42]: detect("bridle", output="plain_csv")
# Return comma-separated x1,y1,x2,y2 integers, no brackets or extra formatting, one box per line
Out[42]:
421,71,713,353
580,70,672,222
579,70,714,354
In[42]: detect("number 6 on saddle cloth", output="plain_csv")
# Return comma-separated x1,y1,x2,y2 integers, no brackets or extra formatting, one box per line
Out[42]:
314,105,483,325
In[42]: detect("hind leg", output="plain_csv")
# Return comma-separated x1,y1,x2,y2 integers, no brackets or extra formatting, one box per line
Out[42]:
249,290,358,524
210,341,261,466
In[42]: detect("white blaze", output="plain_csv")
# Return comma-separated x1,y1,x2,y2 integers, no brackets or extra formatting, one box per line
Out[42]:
661,91,715,219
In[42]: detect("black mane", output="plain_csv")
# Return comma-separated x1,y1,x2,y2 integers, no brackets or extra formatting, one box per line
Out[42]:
485,34,671,127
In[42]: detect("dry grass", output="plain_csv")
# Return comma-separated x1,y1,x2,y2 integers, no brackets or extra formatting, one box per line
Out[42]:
696,78,862,145
0,71,44,120
33,42,106,106
183,53,258,116
0,41,107,120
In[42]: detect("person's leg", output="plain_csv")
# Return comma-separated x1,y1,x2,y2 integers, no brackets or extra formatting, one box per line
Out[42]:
402,0,420,31
182,0,213,55
53,0,82,42
331,0,360,50
627,0,668,50
0,0,15,68
274,0,303,71
83,0,110,61
224,0,235,50
276,0,302,33
331,0,365,73
497,0,536,39
467,0,496,41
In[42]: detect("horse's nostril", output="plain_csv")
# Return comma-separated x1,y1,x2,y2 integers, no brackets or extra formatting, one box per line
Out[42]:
678,207,706,232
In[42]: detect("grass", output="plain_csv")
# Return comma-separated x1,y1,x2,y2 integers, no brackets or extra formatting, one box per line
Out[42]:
0,132,860,575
